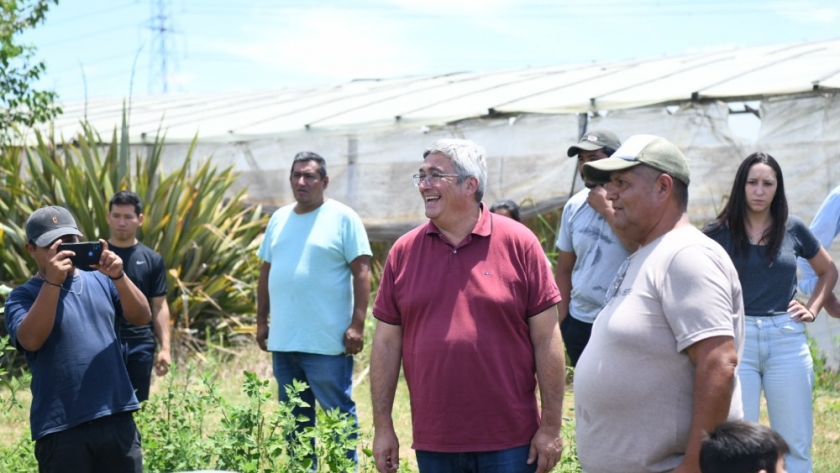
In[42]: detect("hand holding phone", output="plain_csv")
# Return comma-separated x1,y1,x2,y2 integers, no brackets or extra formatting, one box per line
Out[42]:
57,241,104,268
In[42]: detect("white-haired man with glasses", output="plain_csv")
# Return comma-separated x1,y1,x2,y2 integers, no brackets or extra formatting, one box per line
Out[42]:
370,139,566,473
574,135,745,473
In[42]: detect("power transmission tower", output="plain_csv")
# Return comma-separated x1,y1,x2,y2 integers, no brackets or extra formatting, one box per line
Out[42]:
146,0,178,94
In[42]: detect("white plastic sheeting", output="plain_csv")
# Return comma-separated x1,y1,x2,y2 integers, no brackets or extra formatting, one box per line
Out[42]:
41,40,840,144
144,102,741,240
150,113,582,240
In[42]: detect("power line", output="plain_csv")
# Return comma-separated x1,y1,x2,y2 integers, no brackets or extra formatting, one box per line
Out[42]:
146,0,179,94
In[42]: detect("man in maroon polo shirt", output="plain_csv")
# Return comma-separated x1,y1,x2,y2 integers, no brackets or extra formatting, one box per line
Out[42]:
370,139,566,473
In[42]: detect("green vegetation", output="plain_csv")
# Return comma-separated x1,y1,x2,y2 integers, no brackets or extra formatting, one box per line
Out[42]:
2,320,840,471
1,0,61,140
0,117,268,359
810,339,840,472
0,339,364,472
137,367,361,473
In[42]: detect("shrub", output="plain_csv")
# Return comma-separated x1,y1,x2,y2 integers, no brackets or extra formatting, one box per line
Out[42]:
136,365,367,472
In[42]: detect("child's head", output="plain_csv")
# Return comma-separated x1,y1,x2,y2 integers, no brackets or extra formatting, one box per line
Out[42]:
700,421,789,473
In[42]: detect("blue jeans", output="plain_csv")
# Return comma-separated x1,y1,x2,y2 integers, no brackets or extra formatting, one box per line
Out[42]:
740,314,814,473
415,445,536,473
272,351,358,464
122,339,156,403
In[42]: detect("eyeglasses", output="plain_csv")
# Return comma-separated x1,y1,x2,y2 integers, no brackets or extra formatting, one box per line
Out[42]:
604,255,634,305
412,173,460,187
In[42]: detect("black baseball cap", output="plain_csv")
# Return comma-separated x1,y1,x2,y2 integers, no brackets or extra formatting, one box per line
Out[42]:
25,206,83,247
567,130,622,157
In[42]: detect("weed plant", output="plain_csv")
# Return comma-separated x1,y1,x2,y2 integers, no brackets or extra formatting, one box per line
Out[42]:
0,335,368,473
137,364,365,473
0,336,35,472
6,332,832,471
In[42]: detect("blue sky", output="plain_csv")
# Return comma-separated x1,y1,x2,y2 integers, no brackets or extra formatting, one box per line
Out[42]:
22,0,840,102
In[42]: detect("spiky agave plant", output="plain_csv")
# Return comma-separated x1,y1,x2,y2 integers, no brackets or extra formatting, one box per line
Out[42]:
1,107,268,349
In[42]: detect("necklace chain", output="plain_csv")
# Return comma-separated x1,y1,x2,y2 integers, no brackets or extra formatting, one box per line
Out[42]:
38,272,84,295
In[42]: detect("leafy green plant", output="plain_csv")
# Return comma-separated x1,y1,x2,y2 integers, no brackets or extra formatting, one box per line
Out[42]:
0,334,29,409
135,363,368,473
0,144,35,284
135,364,210,472
556,417,581,473
0,0,62,140
0,335,35,473
201,372,298,473
0,435,35,472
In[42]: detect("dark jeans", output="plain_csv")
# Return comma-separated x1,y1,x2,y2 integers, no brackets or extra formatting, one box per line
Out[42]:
34,412,142,473
560,315,593,367
416,445,536,473
122,338,156,403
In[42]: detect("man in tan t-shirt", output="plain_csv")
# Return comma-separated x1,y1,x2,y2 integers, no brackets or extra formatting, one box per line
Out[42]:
574,135,745,473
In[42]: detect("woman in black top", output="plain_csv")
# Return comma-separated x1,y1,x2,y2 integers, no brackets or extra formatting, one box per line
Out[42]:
704,152,837,473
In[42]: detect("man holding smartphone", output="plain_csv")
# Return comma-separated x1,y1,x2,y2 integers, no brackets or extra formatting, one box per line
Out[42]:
4,205,151,472
107,190,172,403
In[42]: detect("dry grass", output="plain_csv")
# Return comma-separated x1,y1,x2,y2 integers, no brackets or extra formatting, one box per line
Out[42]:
810,393,840,472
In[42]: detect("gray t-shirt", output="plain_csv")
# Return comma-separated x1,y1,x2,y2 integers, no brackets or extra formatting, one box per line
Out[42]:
575,226,744,473
556,188,630,323
704,216,819,315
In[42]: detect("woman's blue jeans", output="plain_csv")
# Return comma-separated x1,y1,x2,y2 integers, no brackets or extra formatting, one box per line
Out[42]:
739,314,814,473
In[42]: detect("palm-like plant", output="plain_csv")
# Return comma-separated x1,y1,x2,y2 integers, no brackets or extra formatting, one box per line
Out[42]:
0,110,268,346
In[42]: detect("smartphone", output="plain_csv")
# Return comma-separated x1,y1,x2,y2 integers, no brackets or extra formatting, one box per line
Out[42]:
57,241,104,268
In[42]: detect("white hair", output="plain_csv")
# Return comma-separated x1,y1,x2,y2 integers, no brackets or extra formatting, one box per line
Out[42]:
423,139,487,202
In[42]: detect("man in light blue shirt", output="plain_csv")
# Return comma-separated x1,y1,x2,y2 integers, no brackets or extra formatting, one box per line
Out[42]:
555,130,634,366
798,184,840,318
256,151,372,465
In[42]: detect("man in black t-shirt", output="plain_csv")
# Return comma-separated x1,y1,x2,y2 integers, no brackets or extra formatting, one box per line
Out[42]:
107,191,171,402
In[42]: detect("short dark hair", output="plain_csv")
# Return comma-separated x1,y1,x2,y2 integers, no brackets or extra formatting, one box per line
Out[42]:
700,421,790,473
490,200,521,222
601,146,617,157
109,190,143,215
291,151,327,179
